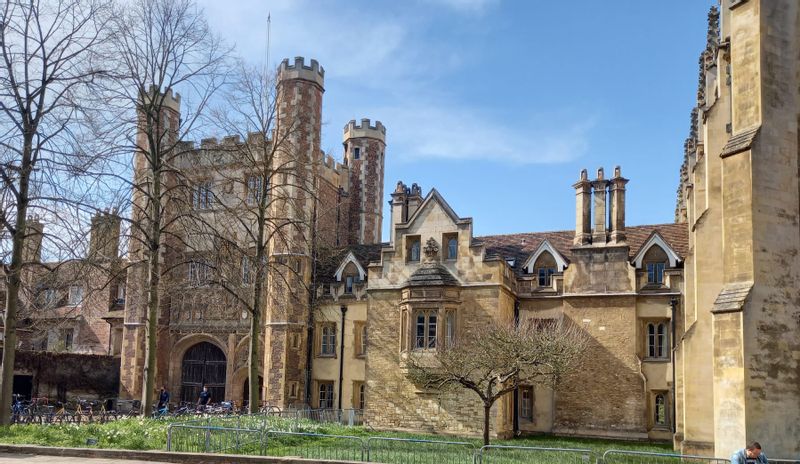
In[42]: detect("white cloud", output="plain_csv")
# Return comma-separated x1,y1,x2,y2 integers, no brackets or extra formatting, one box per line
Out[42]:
195,0,592,166
375,103,594,164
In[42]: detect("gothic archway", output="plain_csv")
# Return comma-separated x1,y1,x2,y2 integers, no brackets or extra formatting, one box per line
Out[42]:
242,375,264,409
180,342,227,403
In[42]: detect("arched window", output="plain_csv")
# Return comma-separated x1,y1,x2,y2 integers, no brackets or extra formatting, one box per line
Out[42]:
533,251,557,287
643,245,668,285
647,322,669,359
654,393,668,426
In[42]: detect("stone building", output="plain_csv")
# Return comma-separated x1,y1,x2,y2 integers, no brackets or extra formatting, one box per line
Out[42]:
360,174,686,440
674,0,800,458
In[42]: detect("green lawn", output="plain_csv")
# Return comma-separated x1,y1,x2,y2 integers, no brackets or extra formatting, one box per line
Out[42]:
0,416,674,464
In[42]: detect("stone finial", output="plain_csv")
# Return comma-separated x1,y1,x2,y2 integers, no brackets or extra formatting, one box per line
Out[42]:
614,166,621,178
707,6,720,52
394,181,406,194
423,238,439,261
580,169,588,181
596,167,604,180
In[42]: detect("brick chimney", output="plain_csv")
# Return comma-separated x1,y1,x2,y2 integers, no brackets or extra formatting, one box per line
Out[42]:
22,217,44,263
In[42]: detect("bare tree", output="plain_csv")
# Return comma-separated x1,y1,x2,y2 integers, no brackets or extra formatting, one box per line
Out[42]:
407,319,588,445
102,0,229,416
189,60,317,412
0,0,114,425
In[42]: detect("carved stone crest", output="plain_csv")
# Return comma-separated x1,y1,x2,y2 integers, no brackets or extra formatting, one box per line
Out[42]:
423,238,439,261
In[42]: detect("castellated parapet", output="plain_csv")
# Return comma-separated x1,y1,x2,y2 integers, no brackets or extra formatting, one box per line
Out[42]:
343,119,386,143
278,56,325,89
140,84,181,114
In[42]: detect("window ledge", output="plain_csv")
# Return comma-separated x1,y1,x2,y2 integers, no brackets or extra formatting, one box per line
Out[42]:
643,357,671,363
317,354,336,359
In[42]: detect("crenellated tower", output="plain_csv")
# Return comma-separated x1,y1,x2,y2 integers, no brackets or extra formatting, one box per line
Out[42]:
263,57,325,407
343,118,386,245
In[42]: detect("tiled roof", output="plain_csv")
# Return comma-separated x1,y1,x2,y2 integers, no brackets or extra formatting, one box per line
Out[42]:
315,243,385,283
477,223,689,270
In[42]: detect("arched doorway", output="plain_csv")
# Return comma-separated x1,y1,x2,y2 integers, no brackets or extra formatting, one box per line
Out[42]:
242,375,264,409
181,342,226,403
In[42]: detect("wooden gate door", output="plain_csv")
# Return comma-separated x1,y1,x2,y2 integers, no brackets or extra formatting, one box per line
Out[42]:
180,342,227,403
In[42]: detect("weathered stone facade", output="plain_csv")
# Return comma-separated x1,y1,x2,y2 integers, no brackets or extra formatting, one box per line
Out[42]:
675,0,800,458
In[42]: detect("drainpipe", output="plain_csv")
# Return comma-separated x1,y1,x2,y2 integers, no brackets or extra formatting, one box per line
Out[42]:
669,297,678,434
513,300,520,436
338,305,347,410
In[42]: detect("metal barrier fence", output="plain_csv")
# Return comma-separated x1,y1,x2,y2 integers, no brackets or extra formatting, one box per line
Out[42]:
602,450,729,464
367,437,476,464
166,424,265,455
265,430,366,461
480,445,596,464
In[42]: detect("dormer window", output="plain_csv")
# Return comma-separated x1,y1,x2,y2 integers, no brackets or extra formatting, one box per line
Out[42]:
532,251,557,287
643,245,669,285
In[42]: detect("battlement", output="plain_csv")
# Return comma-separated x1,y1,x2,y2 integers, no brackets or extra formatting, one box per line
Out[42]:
278,56,325,89
140,84,181,114
343,118,386,142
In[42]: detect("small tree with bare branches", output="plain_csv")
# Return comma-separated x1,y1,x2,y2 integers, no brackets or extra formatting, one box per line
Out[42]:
407,319,588,445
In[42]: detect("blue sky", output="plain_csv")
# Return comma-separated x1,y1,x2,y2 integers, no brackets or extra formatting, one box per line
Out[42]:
196,0,716,239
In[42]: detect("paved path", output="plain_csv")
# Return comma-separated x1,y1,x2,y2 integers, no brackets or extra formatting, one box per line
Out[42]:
0,452,177,464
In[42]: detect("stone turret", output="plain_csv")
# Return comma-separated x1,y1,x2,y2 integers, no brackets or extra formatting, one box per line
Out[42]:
343,119,387,245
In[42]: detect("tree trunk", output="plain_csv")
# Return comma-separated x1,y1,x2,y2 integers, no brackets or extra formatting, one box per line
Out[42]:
0,139,33,425
141,169,162,417
483,403,492,446
247,305,261,413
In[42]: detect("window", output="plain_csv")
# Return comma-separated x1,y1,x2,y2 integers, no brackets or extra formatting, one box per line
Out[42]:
322,284,331,295
60,329,74,351
414,311,437,350
537,268,556,287
407,236,421,262
68,286,83,306
290,333,302,350
42,288,57,307
116,284,126,304
654,393,668,427
345,276,354,294
320,323,336,356
520,386,534,420
288,381,298,399
532,251,557,287
241,256,252,286
445,311,456,348
643,245,668,285
193,181,213,210
246,176,262,205
188,260,211,286
647,322,669,359
353,381,366,410
353,147,360,160
647,262,666,285
445,234,457,260
318,381,334,409
354,322,367,357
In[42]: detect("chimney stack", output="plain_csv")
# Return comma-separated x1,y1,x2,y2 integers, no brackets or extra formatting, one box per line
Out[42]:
390,181,409,245
591,168,610,244
573,169,592,245
609,166,629,243
89,210,121,261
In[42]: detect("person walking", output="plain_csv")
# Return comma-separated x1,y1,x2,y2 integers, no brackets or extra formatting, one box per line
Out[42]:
731,442,768,464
